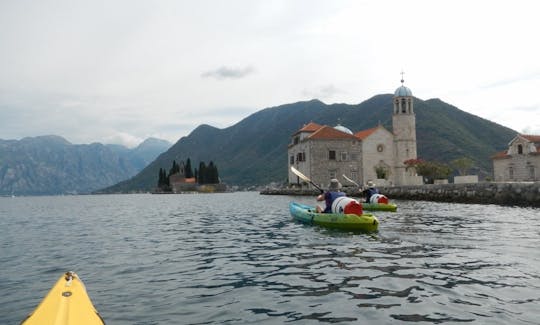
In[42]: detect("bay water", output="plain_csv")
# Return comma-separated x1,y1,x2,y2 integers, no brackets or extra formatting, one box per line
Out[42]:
1,192,539,324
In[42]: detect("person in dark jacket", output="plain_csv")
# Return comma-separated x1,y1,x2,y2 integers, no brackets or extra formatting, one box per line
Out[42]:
363,180,379,203
316,179,345,213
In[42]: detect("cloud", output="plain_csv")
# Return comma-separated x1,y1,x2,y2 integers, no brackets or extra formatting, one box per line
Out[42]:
511,104,540,113
201,66,255,80
482,72,540,89
302,84,345,100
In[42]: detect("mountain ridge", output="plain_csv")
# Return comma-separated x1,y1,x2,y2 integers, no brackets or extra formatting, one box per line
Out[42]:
101,94,517,193
0,136,171,195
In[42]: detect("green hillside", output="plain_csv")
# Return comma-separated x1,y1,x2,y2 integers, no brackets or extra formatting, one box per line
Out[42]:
101,95,517,192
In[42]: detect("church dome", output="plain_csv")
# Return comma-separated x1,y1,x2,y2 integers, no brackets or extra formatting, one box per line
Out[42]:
334,124,353,134
394,85,412,97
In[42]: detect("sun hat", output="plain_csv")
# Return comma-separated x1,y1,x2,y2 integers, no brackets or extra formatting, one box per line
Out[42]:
366,180,376,187
329,179,342,191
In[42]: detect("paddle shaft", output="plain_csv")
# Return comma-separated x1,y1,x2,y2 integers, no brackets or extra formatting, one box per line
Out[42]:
290,166,323,192
342,174,360,187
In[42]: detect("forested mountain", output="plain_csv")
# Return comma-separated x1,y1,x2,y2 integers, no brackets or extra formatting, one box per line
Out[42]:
0,136,170,195
102,94,517,193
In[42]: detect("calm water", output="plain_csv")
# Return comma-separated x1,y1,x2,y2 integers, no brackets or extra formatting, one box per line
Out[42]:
1,192,539,324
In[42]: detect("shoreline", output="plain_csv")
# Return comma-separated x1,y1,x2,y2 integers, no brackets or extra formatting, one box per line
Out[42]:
261,182,540,207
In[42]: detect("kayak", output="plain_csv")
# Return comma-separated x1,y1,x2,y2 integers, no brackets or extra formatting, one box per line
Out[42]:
289,202,379,232
20,271,104,325
361,202,397,212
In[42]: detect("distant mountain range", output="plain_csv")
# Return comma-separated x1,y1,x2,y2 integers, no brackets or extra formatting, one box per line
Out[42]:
0,136,170,195
101,94,517,193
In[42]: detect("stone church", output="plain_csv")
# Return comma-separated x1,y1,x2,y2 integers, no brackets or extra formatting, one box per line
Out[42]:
492,134,540,181
288,79,423,189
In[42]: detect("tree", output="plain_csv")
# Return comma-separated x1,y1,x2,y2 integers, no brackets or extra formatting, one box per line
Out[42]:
451,157,473,176
185,158,193,178
198,162,207,184
207,161,219,183
169,160,179,176
416,160,452,184
156,167,171,191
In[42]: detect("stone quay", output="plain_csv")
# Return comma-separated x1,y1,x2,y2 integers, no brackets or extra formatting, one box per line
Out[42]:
261,182,540,207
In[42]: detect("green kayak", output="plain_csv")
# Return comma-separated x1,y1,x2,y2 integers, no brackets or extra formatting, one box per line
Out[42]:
289,202,379,232
361,202,397,212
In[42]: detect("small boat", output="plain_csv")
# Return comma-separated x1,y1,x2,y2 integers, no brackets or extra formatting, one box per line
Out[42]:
361,202,397,212
289,202,379,232
20,271,105,325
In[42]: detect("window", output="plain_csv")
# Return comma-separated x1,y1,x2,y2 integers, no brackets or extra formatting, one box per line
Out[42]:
293,136,300,145
340,152,348,161
329,170,337,179
509,167,514,179
290,155,294,165
377,144,384,152
529,166,535,179
401,98,407,113
518,144,523,154
296,152,305,162
329,150,336,160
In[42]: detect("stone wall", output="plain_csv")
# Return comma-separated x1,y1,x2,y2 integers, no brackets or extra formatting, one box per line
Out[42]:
379,182,540,207
261,182,540,207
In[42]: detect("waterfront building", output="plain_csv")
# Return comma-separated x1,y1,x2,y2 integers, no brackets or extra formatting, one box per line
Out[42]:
288,78,423,189
492,134,540,181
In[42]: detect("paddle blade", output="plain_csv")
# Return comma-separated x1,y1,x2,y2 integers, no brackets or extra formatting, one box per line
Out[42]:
291,166,311,183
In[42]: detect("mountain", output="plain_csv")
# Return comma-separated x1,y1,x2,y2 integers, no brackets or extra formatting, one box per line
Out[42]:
0,136,171,195
102,95,517,193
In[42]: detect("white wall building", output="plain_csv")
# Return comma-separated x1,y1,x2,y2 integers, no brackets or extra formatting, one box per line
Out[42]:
492,134,540,182
288,79,423,189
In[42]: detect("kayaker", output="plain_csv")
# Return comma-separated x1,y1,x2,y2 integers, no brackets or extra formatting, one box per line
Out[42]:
316,178,345,213
363,180,379,203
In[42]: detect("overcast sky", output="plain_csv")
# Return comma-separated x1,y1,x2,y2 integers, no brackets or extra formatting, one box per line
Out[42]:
1,0,539,147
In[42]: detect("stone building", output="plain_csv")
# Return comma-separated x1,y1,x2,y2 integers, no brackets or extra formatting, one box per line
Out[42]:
492,134,540,182
288,79,423,189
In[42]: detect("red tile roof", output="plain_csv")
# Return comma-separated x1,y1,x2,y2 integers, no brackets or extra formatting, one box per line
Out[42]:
308,126,358,140
299,122,323,132
354,126,379,140
522,134,540,142
492,150,510,159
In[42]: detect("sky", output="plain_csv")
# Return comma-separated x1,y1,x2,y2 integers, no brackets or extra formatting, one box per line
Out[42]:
1,0,539,148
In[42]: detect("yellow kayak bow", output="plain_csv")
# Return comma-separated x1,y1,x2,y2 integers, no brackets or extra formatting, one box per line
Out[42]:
21,271,105,325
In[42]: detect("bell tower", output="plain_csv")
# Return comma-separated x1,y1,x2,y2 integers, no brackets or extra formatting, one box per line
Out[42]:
392,73,417,185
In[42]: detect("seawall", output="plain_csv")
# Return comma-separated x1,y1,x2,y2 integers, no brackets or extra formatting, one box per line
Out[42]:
261,182,540,207
378,183,540,207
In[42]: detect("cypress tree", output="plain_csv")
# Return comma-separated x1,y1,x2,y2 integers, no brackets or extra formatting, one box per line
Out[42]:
198,162,207,184
208,161,218,184
185,158,193,178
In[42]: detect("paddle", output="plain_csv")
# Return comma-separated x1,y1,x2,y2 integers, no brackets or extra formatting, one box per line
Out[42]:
291,166,324,193
342,174,360,187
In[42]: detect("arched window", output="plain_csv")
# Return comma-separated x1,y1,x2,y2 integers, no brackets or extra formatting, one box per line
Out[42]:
401,98,407,113
517,144,523,154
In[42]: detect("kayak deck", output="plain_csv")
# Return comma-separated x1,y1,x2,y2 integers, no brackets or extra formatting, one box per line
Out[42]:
361,202,397,212
289,202,378,232
20,271,104,325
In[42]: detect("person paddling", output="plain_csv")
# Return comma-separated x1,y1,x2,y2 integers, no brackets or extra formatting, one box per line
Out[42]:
363,180,379,203
316,179,345,213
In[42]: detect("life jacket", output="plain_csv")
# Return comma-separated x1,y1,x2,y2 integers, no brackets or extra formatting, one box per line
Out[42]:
365,187,379,202
324,191,345,213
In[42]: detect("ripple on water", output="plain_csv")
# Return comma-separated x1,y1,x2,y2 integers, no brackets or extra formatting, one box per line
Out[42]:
1,193,540,324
